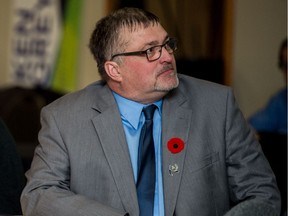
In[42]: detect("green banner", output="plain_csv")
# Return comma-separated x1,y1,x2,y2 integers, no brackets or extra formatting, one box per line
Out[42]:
51,0,83,93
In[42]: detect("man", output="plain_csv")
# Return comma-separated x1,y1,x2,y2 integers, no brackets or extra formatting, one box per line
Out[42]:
21,7,281,216
0,118,25,215
249,38,287,134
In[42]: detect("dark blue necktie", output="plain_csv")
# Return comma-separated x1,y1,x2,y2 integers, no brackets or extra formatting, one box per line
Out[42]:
137,105,157,216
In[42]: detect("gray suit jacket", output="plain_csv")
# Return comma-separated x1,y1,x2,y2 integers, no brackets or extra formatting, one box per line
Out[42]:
21,74,281,216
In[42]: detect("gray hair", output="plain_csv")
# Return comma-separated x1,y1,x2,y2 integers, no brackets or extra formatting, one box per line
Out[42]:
89,7,160,80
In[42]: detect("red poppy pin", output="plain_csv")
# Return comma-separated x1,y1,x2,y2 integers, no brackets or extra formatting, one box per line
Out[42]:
167,138,184,154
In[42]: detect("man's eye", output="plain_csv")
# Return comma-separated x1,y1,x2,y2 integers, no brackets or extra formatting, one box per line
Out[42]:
146,46,157,55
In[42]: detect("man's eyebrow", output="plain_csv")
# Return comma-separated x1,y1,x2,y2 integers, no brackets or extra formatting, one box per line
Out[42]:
144,35,170,47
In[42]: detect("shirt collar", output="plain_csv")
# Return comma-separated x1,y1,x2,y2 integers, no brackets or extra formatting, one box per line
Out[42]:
112,92,162,130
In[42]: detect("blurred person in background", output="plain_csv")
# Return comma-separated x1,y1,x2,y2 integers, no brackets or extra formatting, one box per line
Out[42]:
249,38,287,134
0,117,25,215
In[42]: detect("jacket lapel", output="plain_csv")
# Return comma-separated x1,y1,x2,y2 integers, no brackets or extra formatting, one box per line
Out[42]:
88,83,192,216
91,85,139,215
162,90,192,216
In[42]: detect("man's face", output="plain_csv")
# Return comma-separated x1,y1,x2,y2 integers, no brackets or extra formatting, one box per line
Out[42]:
281,47,287,72
110,23,179,104
281,46,287,84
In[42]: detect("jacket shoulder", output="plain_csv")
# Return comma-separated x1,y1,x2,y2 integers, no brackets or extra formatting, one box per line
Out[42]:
177,74,231,97
44,80,111,112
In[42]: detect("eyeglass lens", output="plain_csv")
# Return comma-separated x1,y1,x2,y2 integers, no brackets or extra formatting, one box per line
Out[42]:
147,39,177,61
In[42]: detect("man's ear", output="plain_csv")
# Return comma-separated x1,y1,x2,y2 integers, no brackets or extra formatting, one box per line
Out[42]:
104,61,122,82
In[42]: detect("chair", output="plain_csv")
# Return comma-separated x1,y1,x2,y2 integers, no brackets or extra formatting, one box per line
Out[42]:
0,118,26,215
258,132,287,216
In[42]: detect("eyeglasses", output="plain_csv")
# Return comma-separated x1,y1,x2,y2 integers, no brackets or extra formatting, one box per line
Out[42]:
110,38,177,62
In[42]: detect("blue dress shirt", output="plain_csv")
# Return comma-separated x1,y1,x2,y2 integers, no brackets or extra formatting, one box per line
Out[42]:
112,92,164,216
249,87,287,134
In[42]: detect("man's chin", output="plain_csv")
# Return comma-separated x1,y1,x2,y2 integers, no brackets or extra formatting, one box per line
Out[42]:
155,76,179,92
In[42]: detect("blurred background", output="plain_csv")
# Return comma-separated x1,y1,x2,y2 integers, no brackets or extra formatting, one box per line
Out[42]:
0,0,286,173
0,0,286,215
0,0,286,114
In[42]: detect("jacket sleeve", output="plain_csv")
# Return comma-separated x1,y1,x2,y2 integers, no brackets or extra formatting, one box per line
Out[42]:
20,107,128,216
224,89,281,215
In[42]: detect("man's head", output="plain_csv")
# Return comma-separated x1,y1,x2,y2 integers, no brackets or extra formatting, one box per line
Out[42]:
89,7,160,80
278,38,287,83
89,7,179,104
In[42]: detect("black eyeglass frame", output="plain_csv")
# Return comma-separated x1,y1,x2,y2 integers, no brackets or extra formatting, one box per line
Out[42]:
110,38,177,62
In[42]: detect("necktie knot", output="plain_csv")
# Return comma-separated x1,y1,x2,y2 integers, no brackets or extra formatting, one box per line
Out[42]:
143,105,157,121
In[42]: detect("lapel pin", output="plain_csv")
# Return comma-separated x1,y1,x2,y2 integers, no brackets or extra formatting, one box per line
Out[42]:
167,137,184,154
169,163,179,176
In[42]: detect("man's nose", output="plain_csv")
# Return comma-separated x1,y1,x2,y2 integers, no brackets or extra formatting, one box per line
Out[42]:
160,47,173,62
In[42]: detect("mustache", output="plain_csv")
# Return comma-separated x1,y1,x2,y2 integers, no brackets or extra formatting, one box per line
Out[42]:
158,64,175,75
